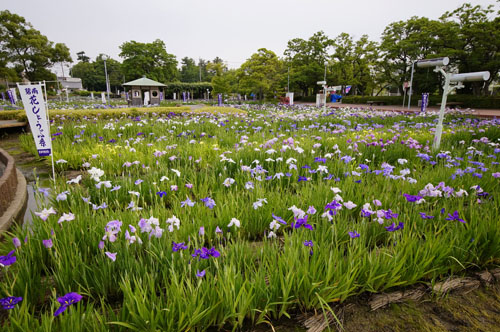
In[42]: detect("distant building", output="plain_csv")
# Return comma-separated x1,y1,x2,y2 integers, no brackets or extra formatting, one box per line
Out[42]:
57,77,83,92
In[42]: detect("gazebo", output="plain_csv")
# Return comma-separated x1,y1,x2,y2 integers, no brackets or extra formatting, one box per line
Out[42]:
122,76,166,106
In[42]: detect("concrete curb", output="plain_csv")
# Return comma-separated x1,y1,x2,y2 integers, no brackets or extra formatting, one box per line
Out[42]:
0,146,27,233
0,169,27,233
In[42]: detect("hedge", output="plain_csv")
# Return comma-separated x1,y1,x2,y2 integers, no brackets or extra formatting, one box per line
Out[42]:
293,94,499,109
0,106,245,122
342,95,500,109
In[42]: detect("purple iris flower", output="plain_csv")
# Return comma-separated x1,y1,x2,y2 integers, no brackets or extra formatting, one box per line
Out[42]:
361,209,373,218
403,194,423,202
180,197,195,208
440,208,446,215
199,227,205,236
359,164,370,171
383,209,399,219
0,296,22,310
419,212,434,220
303,240,314,255
348,231,360,238
192,247,220,260
54,292,83,316
156,191,167,197
105,252,117,261
12,237,21,248
172,242,188,252
325,200,342,215
42,239,53,249
298,176,308,182
445,211,466,223
196,269,206,278
385,222,404,232
272,213,287,225
291,215,313,230
200,197,216,209
38,188,50,197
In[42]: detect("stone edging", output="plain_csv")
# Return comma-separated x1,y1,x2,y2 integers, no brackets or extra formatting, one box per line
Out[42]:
0,147,27,232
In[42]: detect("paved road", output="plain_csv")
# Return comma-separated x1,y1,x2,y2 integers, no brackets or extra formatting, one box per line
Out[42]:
297,102,500,118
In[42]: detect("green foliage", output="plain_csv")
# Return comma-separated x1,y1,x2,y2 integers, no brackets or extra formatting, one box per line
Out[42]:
439,3,500,95
0,10,71,82
180,57,200,83
342,94,500,109
238,48,284,100
329,33,378,95
119,39,178,82
284,31,332,96
71,55,122,92
1,106,499,331
163,82,212,99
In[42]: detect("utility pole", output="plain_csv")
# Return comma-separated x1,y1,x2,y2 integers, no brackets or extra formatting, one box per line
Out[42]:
199,58,202,82
103,55,110,102
287,67,290,92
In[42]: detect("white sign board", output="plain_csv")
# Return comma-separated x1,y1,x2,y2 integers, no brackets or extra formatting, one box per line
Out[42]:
17,84,52,157
101,92,106,104
286,92,294,105
316,94,325,107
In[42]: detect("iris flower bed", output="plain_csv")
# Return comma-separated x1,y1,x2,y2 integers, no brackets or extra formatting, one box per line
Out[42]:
1,105,499,331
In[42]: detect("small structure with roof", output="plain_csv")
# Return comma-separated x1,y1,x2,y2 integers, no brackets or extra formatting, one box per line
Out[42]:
122,76,166,106
57,77,83,92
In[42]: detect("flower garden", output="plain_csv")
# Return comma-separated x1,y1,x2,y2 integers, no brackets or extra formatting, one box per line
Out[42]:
1,105,499,331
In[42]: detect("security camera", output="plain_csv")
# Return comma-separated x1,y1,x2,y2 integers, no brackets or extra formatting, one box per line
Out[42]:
416,57,450,68
450,71,490,82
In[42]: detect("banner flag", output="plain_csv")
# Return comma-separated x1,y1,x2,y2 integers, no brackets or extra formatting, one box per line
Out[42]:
17,84,52,157
421,93,429,112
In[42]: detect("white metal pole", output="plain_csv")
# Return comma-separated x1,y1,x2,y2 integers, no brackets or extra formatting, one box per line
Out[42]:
408,61,415,109
104,58,110,103
43,80,56,183
433,68,450,151
287,67,290,92
402,87,407,107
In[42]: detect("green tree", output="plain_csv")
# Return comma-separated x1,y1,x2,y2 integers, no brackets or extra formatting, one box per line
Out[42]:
284,31,332,96
180,57,200,82
71,55,122,92
119,39,178,82
0,10,71,82
76,51,90,63
330,33,378,95
439,4,500,95
378,16,444,95
52,43,73,77
238,48,283,100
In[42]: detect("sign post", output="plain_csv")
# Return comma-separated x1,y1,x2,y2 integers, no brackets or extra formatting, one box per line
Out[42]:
17,82,55,181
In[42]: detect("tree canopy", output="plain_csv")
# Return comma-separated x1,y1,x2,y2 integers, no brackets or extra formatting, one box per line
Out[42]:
0,10,72,82
119,39,178,82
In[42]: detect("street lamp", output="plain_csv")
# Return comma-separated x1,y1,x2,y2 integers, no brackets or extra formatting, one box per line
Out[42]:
102,54,111,103
408,57,450,109
416,58,489,150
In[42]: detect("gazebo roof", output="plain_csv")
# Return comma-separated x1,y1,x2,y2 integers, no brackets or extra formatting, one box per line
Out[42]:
122,77,166,87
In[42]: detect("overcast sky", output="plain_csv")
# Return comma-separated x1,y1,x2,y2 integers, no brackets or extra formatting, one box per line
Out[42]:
3,0,498,74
